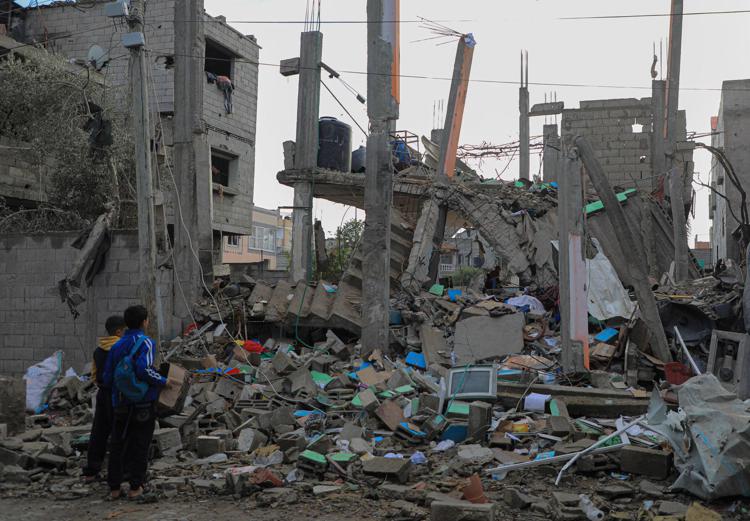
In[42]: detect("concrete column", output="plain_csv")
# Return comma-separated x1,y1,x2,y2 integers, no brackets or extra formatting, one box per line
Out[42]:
670,165,690,281
362,0,399,355
651,80,667,185
173,0,213,331
519,52,530,180
542,124,560,183
290,31,323,283
576,136,672,362
401,198,440,294
559,147,588,372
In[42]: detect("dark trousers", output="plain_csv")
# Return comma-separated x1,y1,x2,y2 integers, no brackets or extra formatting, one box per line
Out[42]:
82,386,113,477
107,404,156,491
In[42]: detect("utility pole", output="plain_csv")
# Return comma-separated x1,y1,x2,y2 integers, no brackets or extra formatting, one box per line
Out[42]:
519,51,530,181
127,0,159,340
665,0,689,281
173,0,213,328
576,136,672,362
559,146,588,373
288,31,323,283
362,0,399,356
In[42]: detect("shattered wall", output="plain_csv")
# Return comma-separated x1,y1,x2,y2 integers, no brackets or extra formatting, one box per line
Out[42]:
561,98,692,194
0,232,173,375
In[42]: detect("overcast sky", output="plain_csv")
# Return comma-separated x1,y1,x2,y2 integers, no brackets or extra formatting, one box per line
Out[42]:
203,1,749,245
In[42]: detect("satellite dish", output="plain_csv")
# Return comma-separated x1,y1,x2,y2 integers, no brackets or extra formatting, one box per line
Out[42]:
87,45,110,71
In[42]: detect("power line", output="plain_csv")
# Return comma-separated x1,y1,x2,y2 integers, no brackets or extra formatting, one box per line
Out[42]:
561,9,750,20
320,79,368,138
169,51,744,93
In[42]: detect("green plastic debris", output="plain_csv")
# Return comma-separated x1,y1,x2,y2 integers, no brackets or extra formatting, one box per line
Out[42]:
311,371,334,387
514,180,525,188
446,401,470,416
300,450,327,464
429,284,445,296
394,385,415,395
378,390,396,399
351,394,363,407
330,452,358,463
585,188,637,215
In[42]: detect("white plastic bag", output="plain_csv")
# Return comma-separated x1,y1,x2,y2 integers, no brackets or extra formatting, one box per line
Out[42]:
23,351,63,412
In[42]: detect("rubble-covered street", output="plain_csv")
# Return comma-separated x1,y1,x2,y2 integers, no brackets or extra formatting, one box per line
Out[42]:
2,1,750,520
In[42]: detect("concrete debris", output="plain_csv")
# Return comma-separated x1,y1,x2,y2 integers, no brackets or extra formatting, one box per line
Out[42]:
4,244,748,520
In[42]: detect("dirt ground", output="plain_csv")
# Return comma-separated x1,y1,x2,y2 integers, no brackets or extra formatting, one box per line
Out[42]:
0,496,383,521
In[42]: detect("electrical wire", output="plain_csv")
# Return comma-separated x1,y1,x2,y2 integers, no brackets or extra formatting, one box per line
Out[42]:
165,51,746,93
561,9,750,20
320,79,368,138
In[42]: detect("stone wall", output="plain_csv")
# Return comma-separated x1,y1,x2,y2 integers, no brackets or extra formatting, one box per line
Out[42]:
0,231,173,375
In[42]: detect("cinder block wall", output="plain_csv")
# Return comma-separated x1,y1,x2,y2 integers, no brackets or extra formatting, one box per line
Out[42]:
561,98,692,194
0,232,173,375
562,98,654,189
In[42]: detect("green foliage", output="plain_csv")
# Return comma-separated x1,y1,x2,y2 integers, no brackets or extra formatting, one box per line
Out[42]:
0,53,135,224
452,266,484,287
320,218,364,282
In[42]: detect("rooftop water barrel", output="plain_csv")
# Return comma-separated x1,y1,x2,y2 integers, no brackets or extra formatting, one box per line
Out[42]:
317,117,352,173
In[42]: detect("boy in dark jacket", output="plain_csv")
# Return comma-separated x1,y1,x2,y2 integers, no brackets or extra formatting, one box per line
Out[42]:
102,305,168,500
82,315,125,481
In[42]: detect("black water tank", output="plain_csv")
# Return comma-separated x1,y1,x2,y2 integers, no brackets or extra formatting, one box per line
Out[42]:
317,117,352,173
351,145,366,173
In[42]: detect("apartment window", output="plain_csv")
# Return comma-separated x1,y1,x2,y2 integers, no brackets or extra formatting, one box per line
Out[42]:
205,38,235,78
249,226,276,253
227,235,240,248
211,150,236,187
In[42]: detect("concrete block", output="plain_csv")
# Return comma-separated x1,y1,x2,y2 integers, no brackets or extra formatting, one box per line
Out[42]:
153,428,183,454
619,445,672,479
467,401,492,441
431,501,496,521
237,428,267,452
196,435,223,458
362,456,411,484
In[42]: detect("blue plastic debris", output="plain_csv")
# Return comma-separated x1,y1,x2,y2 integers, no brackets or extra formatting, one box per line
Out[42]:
594,328,619,343
447,289,463,302
405,352,426,370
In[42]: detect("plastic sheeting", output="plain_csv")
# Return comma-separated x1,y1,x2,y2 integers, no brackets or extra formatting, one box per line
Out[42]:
648,374,750,500
551,239,635,321
23,351,63,413
587,242,636,321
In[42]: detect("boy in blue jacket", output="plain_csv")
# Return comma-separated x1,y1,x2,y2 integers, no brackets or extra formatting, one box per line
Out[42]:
102,305,168,500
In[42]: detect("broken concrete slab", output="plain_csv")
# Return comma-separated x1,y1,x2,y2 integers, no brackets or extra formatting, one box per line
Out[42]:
453,313,524,364
457,444,494,465
375,399,405,431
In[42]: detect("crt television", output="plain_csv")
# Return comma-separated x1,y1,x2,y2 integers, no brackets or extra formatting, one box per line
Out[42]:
447,364,497,402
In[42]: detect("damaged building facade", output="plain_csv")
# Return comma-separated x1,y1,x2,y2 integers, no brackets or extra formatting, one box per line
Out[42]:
19,0,260,239
709,79,750,264
0,0,261,371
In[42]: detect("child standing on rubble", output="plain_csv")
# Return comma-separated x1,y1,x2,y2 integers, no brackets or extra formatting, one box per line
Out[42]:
82,315,126,482
102,305,169,501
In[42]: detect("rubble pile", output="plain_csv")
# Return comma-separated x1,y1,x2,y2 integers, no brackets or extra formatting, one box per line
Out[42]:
2,273,749,520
